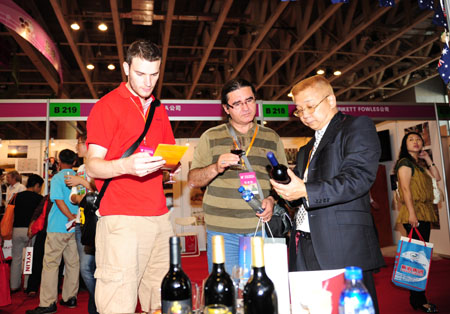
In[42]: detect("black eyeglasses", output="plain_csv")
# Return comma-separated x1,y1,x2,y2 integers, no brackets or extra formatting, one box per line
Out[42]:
227,97,256,109
293,94,330,117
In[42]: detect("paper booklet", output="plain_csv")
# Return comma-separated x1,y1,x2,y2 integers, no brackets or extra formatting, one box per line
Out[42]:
153,144,188,170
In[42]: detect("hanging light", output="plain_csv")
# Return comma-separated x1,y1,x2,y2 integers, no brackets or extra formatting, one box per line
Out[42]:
86,64,95,70
50,138,55,146
333,70,342,76
316,69,325,75
70,22,80,30
98,23,108,31
287,92,293,98
107,64,115,71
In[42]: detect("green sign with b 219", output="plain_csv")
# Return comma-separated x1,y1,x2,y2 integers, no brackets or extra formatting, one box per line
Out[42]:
50,103,81,117
262,104,290,117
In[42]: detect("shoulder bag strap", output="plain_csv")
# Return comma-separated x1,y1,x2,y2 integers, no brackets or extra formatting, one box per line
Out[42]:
95,98,160,204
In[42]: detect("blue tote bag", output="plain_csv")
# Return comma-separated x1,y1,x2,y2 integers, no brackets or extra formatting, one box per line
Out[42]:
392,227,433,291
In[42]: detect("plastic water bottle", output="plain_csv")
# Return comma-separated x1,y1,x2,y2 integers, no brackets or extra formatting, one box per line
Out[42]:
339,266,375,314
238,186,263,213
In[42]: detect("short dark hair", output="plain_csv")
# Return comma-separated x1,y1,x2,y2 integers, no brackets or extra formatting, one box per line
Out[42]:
78,133,87,142
59,149,77,165
26,174,44,188
126,40,161,65
221,78,256,106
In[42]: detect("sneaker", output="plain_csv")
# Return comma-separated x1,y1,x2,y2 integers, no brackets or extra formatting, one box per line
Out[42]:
25,302,57,314
59,296,77,308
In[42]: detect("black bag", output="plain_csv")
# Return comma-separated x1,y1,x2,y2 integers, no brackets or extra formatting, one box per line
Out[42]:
267,203,292,238
80,192,99,247
79,98,159,248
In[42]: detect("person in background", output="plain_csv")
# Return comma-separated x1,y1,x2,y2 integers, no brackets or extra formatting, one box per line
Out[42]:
271,75,384,314
85,39,175,314
65,134,98,314
10,174,44,293
6,170,26,204
0,168,5,212
188,78,287,272
26,194,53,297
26,149,79,314
394,132,439,313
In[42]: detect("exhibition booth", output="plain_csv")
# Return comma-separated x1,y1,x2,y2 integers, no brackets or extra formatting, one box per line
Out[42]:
1,99,450,256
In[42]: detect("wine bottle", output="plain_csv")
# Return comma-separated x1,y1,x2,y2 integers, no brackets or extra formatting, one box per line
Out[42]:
161,236,192,314
266,152,291,184
238,186,263,213
243,237,278,314
204,235,236,313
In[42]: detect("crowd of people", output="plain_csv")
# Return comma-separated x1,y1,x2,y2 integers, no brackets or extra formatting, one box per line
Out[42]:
0,39,441,314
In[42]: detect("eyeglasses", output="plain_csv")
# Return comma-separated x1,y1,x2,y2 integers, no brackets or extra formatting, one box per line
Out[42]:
293,94,330,117
227,97,256,109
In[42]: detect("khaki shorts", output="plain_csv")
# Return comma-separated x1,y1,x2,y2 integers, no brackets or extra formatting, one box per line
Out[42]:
95,213,173,314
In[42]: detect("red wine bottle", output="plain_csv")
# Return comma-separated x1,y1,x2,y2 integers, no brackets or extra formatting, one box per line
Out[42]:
243,237,278,314
204,235,236,313
266,152,290,184
161,236,192,314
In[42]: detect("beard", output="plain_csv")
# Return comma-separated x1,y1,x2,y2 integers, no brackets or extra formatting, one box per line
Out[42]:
128,78,153,100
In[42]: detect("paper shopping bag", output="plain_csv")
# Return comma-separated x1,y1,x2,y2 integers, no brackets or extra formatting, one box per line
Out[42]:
392,227,433,292
23,246,34,275
289,268,345,314
264,238,290,314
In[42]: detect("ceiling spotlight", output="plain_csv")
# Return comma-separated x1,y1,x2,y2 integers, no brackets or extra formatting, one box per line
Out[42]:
333,70,342,76
107,64,115,71
98,23,108,31
86,64,95,70
70,22,80,30
316,69,325,75
208,66,215,71
287,92,293,98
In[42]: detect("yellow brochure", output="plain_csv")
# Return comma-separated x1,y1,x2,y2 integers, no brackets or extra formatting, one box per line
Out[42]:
153,144,188,170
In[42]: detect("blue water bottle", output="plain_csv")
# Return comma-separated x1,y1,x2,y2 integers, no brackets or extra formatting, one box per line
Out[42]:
339,266,375,314
238,186,263,214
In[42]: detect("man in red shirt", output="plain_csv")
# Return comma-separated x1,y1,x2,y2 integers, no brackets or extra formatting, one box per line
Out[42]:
86,40,175,314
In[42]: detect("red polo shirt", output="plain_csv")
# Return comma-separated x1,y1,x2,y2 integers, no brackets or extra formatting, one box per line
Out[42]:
86,83,175,216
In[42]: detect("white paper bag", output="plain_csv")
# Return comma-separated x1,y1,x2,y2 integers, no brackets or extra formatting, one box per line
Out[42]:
23,246,33,275
2,240,12,260
264,238,290,314
289,268,345,314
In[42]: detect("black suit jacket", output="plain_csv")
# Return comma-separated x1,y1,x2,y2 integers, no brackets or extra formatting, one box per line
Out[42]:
289,111,385,272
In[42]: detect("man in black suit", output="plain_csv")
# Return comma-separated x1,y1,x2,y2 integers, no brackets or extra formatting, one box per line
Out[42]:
271,75,384,313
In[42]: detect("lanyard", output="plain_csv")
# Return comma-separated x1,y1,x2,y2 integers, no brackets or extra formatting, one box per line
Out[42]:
230,124,259,162
130,96,151,145
227,123,264,199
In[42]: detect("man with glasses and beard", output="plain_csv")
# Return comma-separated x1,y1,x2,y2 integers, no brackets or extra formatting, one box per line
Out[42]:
188,78,287,273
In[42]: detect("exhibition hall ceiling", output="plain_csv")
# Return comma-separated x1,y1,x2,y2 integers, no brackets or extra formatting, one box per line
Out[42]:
0,0,445,138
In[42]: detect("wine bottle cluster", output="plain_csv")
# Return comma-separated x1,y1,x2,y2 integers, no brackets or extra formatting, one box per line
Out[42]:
161,235,278,314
